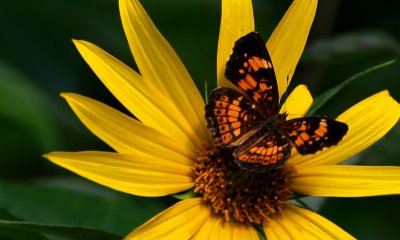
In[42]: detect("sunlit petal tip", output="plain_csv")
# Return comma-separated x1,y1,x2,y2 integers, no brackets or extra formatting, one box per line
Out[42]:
291,90,400,168
217,0,254,87
44,151,194,197
267,0,318,97
293,165,400,197
72,39,97,55
60,92,81,104
70,39,205,149
119,0,209,142
71,38,82,44
59,93,197,165
72,40,97,56
125,198,210,239
264,203,355,240
60,92,73,99
281,84,313,119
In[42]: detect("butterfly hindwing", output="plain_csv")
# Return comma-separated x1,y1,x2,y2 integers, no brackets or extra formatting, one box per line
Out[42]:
282,116,348,155
225,32,279,116
205,87,264,146
233,129,292,172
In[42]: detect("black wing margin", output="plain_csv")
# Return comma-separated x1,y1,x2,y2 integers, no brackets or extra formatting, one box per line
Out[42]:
282,116,348,155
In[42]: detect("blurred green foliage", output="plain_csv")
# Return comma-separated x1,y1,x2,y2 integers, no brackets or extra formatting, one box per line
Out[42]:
0,178,174,239
0,0,399,239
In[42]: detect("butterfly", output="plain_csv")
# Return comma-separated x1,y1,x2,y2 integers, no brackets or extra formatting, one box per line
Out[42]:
205,32,348,172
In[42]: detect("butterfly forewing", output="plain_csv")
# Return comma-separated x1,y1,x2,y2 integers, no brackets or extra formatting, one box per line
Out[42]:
282,117,348,155
225,32,279,116
205,87,264,146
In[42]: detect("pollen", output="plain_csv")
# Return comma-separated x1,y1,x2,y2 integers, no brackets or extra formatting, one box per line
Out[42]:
193,142,296,224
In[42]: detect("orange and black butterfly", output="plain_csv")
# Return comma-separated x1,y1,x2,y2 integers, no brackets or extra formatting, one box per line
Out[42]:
205,32,348,172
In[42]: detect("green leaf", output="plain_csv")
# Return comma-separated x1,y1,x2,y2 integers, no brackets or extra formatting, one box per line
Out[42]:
254,224,266,240
0,178,174,237
0,208,21,221
319,196,400,240
0,62,60,153
302,30,400,65
0,208,48,240
172,189,196,200
307,59,396,115
0,220,121,240
0,62,63,178
291,196,327,212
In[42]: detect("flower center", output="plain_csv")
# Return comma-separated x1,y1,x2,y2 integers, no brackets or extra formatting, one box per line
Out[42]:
193,142,296,224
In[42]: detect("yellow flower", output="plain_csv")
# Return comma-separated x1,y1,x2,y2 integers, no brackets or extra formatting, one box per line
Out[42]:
44,0,400,239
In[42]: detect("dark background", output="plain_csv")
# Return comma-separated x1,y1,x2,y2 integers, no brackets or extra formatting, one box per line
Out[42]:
0,0,399,239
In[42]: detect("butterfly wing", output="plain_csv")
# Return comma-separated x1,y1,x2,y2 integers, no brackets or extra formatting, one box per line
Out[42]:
225,32,279,117
282,116,348,155
233,129,292,172
205,87,264,146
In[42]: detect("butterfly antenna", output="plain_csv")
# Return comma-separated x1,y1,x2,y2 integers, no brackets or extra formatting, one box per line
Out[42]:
278,74,290,113
284,75,289,112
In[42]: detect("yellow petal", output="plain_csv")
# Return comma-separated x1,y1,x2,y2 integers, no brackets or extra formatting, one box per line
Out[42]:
292,165,400,197
62,93,196,165
125,198,209,239
264,203,355,240
290,90,400,168
280,84,313,120
119,0,210,142
193,215,258,240
263,210,303,240
73,40,202,148
191,216,220,240
44,151,194,197
267,0,317,97
217,0,254,87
